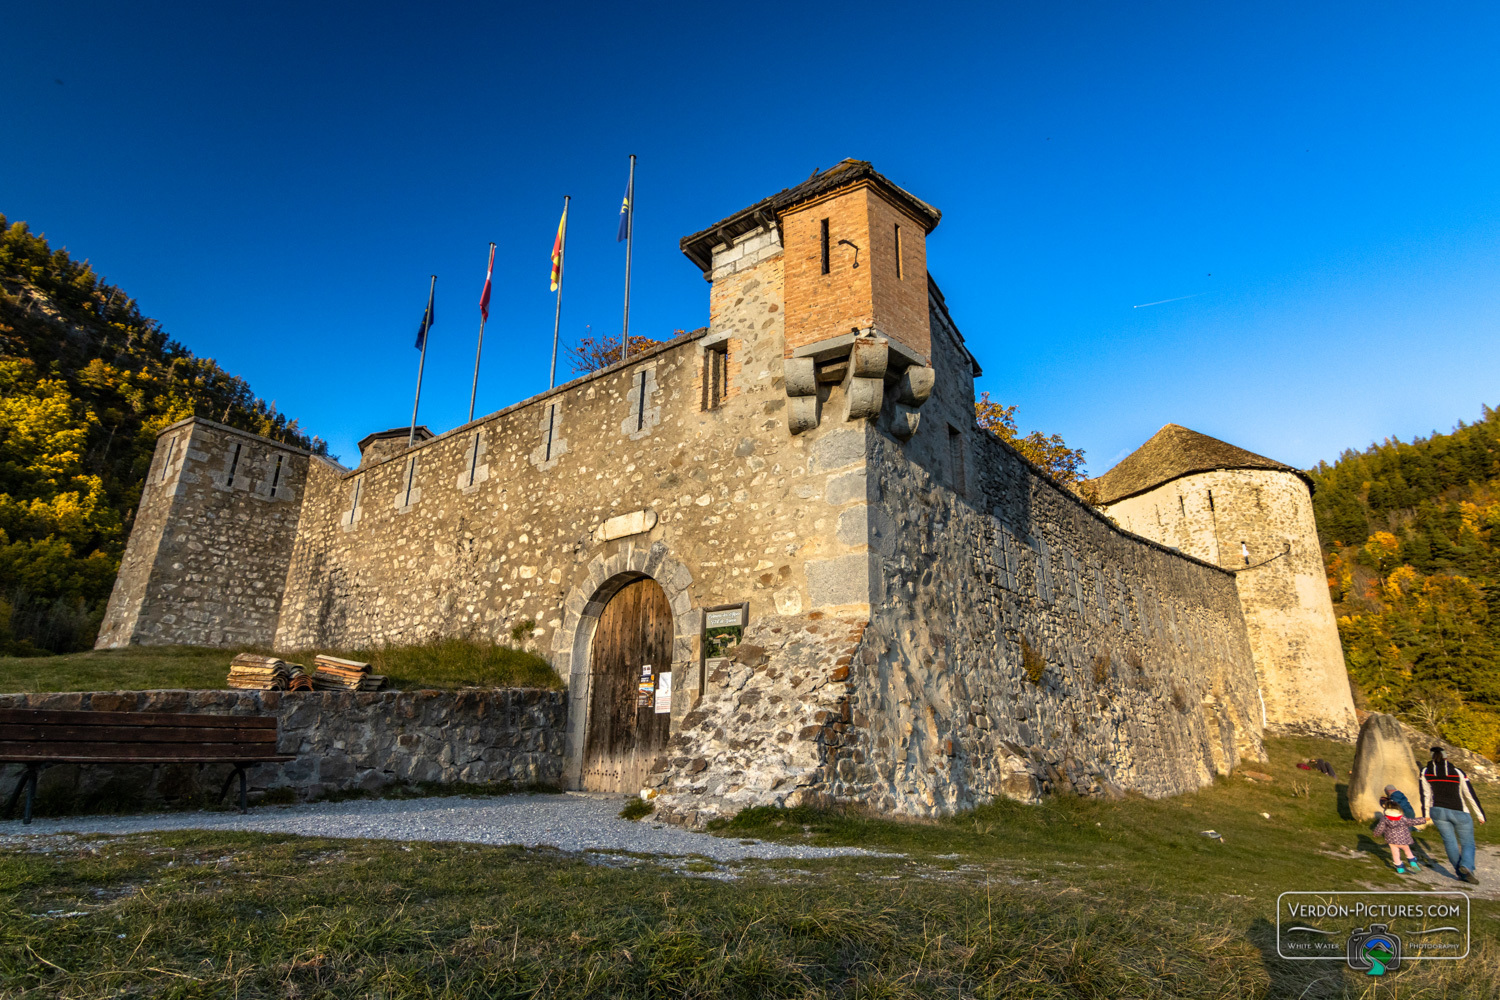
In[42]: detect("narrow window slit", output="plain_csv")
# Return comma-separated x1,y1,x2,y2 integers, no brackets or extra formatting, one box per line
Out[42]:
468,431,481,486
703,344,729,410
894,224,904,279
270,454,284,495
820,219,830,275
160,437,177,482
636,371,647,431
404,457,417,507
544,404,557,462
227,442,242,486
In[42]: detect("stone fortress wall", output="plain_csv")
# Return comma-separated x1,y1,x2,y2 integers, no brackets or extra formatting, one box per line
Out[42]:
98,160,1350,825
96,418,315,649
1102,468,1357,736
644,283,1264,825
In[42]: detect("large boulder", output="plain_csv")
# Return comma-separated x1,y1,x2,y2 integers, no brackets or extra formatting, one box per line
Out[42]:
1348,713,1420,822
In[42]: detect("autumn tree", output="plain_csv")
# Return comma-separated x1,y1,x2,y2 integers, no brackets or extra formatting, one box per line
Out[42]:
974,392,1088,489
565,331,674,375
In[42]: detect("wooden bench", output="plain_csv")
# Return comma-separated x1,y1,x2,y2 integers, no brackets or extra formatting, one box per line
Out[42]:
0,709,295,825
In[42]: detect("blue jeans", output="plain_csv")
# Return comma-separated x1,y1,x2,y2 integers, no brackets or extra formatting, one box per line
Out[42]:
1429,806,1476,873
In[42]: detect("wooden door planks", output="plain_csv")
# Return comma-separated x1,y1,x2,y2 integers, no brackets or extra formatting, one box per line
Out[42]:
581,577,675,793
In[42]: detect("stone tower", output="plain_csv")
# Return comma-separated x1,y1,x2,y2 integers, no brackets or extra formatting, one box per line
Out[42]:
1089,424,1357,737
95,416,319,649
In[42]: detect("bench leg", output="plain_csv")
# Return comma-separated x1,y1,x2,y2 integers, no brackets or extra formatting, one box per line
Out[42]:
4,765,32,819
23,768,37,825
216,766,250,814
217,766,240,807
4,765,41,824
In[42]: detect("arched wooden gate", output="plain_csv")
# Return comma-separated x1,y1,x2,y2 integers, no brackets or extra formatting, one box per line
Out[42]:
581,577,673,792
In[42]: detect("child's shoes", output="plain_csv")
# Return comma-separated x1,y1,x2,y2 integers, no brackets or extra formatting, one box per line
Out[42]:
1407,860,1422,871
1394,864,1408,874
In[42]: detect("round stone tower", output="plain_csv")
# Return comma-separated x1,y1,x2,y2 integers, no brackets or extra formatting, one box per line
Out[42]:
1089,424,1357,738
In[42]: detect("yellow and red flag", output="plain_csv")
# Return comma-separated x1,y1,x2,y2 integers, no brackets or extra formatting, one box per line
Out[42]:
550,205,568,291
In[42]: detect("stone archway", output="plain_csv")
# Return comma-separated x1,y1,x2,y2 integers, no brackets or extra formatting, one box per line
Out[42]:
552,540,696,790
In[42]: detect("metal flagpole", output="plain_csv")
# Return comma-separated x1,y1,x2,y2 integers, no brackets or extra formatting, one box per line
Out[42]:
549,195,569,389
409,275,435,447
468,243,495,424
621,153,635,358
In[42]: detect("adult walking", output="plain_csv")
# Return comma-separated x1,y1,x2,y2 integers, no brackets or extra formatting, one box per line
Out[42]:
1419,746,1486,885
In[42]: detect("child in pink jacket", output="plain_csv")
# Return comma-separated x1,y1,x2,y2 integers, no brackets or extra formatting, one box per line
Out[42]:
1373,795,1426,873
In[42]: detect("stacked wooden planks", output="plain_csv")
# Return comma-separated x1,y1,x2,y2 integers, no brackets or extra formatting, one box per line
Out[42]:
311,655,388,692
226,653,290,690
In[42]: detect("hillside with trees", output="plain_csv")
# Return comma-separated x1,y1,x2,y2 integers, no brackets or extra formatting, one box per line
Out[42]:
1312,406,1500,756
0,215,320,655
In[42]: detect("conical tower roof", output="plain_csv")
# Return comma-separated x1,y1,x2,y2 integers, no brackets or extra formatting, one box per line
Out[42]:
1088,424,1309,505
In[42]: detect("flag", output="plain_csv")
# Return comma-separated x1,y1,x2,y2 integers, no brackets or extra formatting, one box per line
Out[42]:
415,282,435,350
550,205,568,291
479,244,494,323
616,176,632,242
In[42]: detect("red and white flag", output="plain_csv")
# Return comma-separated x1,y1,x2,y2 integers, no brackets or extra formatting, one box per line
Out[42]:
479,243,495,323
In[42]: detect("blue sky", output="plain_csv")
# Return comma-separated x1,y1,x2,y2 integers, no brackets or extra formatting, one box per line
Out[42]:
5,2,1498,471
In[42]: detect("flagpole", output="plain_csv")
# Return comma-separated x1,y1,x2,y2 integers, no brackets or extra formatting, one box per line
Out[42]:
549,195,569,389
468,243,495,424
409,274,435,447
621,153,635,358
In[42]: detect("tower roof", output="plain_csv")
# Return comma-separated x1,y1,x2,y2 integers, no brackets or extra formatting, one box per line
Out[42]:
1088,424,1310,505
679,159,941,273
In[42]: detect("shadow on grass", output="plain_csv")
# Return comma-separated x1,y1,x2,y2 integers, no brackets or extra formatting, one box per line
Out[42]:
1336,782,1352,821
1247,917,1349,1000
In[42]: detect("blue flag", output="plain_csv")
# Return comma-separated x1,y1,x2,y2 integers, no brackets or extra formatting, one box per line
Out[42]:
616,180,632,242
415,284,435,350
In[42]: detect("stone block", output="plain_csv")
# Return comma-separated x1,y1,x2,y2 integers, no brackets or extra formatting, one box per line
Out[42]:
824,469,868,506
594,509,658,543
849,338,889,379
811,429,865,471
845,377,883,421
890,405,921,441
787,394,820,435
783,358,818,397
897,366,935,406
805,554,872,609
1348,713,1420,822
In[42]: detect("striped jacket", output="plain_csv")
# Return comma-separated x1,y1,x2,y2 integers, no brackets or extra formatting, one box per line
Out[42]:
1419,760,1487,822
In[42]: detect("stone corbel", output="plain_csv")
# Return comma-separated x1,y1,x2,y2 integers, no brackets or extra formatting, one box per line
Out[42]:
783,357,821,435
888,364,936,441
843,336,888,422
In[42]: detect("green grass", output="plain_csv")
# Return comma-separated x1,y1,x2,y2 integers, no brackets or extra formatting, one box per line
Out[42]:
0,637,561,694
619,797,655,821
2,735,1499,998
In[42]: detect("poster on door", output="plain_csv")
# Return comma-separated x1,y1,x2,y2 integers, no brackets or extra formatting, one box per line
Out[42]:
636,664,654,708
654,671,672,714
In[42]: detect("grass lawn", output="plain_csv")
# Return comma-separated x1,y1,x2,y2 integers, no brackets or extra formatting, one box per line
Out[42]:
3,735,1499,998
0,637,562,694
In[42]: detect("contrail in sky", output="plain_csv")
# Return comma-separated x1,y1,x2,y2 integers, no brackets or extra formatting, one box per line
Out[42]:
1133,292,1207,309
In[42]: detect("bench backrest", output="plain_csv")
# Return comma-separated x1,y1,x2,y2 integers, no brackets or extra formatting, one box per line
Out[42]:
0,708,283,762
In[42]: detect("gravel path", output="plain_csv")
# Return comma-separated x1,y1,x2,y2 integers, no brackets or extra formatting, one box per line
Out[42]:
0,793,880,862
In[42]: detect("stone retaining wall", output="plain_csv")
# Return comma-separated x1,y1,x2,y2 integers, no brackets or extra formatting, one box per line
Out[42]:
0,688,565,813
